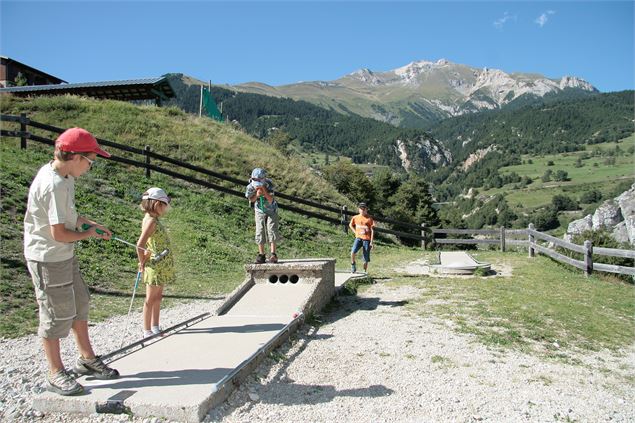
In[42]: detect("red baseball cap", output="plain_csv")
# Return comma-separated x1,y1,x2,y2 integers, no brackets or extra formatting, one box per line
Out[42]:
55,127,111,158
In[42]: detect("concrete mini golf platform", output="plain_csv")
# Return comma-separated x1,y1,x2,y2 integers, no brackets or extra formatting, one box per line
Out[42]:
431,251,491,275
34,259,356,422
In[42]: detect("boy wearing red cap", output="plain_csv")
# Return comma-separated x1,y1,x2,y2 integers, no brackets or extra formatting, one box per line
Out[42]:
24,127,119,396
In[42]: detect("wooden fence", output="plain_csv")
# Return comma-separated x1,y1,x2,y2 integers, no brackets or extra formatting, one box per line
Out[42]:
2,113,633,278
425,224,634,277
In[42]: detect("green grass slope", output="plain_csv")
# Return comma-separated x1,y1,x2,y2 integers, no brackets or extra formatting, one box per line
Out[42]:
0,95,403,338
483,134,635,211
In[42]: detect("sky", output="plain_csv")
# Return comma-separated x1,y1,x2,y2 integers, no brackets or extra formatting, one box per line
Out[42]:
1,1,633,93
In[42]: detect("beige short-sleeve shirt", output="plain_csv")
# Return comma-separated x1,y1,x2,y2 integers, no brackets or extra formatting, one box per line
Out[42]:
24,162,78,262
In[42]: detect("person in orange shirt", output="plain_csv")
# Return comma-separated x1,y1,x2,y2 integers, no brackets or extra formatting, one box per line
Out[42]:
349,202,375,273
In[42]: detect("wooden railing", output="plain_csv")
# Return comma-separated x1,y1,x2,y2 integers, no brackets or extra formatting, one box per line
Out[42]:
426,224,634,277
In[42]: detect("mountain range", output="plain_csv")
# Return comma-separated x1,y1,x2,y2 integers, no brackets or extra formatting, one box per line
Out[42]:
231,59,598,128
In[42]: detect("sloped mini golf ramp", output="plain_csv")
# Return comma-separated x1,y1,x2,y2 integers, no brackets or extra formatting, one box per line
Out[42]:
431,251,491,275
34,259,336,422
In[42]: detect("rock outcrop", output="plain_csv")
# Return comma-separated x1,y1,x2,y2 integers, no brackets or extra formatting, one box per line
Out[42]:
564,184,635,246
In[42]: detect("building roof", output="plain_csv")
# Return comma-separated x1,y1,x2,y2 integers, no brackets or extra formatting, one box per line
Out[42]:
1,56,67,84
0,76,175,101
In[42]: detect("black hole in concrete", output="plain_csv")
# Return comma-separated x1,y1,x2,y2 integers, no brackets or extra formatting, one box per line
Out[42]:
269,275,278,283
290,274,299,284
279,274,289,284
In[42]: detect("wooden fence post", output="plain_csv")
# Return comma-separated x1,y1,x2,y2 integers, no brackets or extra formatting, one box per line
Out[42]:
500,226,506,252
421,223,426,250
528,223,535,258
144,145,151,178
341,205,348,234
20,113,27,149
584,240,593,277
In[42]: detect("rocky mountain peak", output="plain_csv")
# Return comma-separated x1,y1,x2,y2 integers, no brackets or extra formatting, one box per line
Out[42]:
350,68,381,85
559,76,597,91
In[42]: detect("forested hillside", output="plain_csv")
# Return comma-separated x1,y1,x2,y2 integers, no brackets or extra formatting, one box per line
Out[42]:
163,74,450,172
427,91,634,199
430,90,634,161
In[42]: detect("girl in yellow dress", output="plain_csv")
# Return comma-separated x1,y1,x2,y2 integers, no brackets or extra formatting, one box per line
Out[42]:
136,187,175,338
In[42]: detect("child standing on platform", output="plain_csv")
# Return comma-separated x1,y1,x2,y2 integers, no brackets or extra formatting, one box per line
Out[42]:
245,168,280,264
349,202,375,273
136,187,175,338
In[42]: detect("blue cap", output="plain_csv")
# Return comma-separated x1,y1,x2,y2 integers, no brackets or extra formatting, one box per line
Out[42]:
251,168,267,179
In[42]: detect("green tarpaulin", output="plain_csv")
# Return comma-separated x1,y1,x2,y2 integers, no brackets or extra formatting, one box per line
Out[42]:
202,87,223,121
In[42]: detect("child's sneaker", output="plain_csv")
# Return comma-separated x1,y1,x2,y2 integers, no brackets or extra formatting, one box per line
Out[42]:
255,254,266,264
268,253,278,263
73,356,120,380
151,325,163,335
143,330,154,338
47,369,83,396
351,262,356,273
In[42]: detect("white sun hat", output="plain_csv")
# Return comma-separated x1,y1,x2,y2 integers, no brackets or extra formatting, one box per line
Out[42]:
142,187,171,204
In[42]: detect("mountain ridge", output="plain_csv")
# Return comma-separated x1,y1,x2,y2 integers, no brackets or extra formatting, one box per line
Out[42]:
231,59,598,128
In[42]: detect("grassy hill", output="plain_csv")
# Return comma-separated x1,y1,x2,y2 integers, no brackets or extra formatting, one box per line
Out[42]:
493,135,635,210
0,95,408,338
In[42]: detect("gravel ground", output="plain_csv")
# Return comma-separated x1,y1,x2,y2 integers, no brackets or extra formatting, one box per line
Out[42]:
0,298,223,423
1,283,634,423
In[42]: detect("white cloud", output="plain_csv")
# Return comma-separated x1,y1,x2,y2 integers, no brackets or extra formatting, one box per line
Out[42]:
493,12,516,30
535,10,556,28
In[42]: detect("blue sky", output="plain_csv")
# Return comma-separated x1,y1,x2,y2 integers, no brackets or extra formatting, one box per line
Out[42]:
1,1,633,92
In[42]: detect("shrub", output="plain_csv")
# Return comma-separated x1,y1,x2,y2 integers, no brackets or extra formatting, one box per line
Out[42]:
532,207,560,231
580,190,602,204
554,170,569,182
541,169,553,182
552,195,579,211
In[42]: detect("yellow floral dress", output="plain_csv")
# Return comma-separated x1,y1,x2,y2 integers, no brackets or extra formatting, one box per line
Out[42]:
143,217,175,286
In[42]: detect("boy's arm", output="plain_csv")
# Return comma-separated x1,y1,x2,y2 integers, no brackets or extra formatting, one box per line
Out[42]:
50,223,109,243
76,216,112,237
370,219,375,247
246,185,258,203
257,186,274,204
348,216,356,233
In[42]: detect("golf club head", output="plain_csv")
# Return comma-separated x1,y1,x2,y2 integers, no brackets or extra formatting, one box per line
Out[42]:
152,249,170,264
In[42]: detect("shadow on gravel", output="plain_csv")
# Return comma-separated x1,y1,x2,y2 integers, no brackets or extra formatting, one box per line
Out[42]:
315,296,409,328
258,382,394,405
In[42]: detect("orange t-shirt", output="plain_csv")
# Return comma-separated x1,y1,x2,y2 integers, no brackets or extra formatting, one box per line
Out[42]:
350,214,375,240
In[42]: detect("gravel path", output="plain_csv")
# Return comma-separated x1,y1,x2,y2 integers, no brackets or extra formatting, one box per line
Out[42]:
1,283,634,422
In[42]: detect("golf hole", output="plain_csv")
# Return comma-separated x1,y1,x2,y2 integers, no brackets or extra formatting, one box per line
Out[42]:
268,275,278,284
290,274,299,284
279,274,289,284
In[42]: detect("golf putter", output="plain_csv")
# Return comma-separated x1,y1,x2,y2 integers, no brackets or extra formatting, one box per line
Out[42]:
81,224,170,263
119,270,142,348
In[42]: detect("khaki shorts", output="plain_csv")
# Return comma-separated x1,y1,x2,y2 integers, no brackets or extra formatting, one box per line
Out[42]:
27,256,90,339
255,211,280,245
